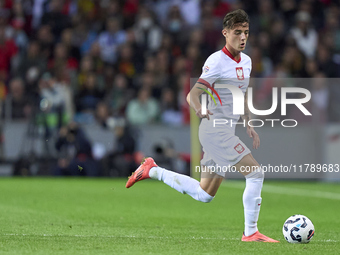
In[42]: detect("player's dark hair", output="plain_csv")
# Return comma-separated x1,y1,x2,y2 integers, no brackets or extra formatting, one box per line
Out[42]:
223,9,249,29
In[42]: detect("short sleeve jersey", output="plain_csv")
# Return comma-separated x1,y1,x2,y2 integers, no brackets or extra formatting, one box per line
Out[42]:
198,47,252,120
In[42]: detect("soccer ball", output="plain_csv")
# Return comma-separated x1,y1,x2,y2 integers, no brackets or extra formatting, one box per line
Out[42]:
282,215,315,243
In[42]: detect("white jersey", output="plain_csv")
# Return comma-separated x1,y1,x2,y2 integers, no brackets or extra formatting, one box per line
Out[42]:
198,47,252,121
198,47,252,173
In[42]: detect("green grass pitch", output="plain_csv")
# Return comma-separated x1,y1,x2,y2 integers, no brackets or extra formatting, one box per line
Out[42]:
0,178,339,254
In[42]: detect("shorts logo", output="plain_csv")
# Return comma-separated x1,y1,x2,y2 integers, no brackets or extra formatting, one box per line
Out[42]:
236,67,244,80
234,143,245,154
203,66,210,73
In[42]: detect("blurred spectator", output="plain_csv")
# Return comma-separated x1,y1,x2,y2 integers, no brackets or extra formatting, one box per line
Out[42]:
172,56,188,85
73,55,93,92
290,11,318,59
75,72,104,113
55,122,100,176
253,0,276,32
187,28,209,60
0,1,15,39
95,101,111,128
250,46,273,78
144,55,157,74
60,28,81,61
134,7,162,54
160,33,180,58
172,0,200,27
212,0,230,21
201,15,220,53
3,78,32,120
148,0,171,26
316,44,340,78
117,43,136,79
322,8,340,52
0,25,18,80
125,28,146,74
36,25,54,59
54,67,75,121
160,88,182,126
139,71,162,98
48,43,78,74
32,0,49,29
78,1,102,33
104,120,137,177
186,43,204,77
165,5,185,42
257,31,271,58
77,0,97,21
106,74,133,116
280,45,305,77
73,22,97,56
269,19,286,65
175,72,190,124
41,0,71,38
102,64,116,91
9,1,29,53
201,1,214,19
126,87,159,125
101,0,122,20
38,72,69,127
16,41,46,98
98,17,126,64
154,49,170,88
88,42,105,74
302,58,319,78
122,0,139,28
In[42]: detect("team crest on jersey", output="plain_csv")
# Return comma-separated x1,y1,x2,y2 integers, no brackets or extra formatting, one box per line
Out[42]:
234,143,245,154
236,67,244,80
203,66,210,73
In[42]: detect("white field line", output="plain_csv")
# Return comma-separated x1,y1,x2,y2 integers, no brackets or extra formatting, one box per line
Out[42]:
1,233,239,240
223,182,340,200
1,233,337,243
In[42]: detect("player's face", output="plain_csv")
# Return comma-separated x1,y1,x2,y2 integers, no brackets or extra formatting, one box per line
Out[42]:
223,23,249,52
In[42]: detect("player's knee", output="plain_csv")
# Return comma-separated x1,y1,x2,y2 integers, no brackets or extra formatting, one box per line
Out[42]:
197,186,214,203
245,167,264,179
255,168,265,180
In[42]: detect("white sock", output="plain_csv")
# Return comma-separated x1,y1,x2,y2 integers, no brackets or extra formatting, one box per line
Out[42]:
243,168,264,236
149,166,214,203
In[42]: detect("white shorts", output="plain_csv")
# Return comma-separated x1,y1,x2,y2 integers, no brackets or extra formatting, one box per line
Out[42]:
198,118,251,177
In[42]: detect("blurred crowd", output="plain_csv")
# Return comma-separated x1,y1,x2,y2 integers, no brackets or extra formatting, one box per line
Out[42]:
2,0,340,175
2,0,340,127
0,0,340,126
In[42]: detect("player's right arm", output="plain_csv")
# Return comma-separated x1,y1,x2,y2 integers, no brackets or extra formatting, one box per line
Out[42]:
186,52,220,120
186,83,213,120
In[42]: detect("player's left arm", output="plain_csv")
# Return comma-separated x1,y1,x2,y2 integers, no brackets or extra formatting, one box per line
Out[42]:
241,89,260,149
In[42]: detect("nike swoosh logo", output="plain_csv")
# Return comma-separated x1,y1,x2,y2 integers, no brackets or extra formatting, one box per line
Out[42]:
238,85,244,88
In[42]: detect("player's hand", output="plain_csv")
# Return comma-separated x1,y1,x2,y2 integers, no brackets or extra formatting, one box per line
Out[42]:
195,108,213,120
247,126,260,149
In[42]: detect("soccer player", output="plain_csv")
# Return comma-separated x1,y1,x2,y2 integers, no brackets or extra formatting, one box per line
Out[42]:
126,9,279,243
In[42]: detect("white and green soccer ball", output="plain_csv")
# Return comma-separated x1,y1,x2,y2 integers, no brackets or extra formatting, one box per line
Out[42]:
282,215,315,243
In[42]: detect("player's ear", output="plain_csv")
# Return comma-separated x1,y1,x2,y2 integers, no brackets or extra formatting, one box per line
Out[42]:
222,29,227,38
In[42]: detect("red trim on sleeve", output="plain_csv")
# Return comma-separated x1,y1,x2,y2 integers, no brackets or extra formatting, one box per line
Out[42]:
197,78,223,106
222,46,241,63
197,78,210,87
